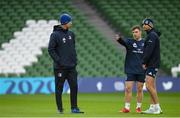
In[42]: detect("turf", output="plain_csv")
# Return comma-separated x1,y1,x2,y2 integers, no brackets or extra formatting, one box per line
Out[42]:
0,92,180,117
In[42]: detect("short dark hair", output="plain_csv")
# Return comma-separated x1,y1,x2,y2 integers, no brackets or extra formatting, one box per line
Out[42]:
131,25,141,31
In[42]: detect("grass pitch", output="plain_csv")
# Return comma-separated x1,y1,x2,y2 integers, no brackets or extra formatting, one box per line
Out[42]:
0,92,180,117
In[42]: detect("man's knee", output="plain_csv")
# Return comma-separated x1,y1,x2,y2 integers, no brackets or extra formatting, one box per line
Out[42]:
145,81,151,90
70,82,78,90
137,86,143,93
125,86,132,93
145,79,155,91
55,86,64,94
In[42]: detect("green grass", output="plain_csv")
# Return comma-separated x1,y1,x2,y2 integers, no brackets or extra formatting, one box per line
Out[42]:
0,93,180,117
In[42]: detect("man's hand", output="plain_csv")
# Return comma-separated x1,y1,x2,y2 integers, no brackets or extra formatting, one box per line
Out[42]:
115,33,123,41
142,64,147,70
115,34,120,41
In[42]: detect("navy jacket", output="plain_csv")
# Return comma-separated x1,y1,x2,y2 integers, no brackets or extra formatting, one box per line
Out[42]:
48,25,77,69
143,29,161,68
117,38,145,74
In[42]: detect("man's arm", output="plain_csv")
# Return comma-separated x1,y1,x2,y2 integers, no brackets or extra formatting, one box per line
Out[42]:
48,33,61,64
72,32,76,44
115,34,128,48
142,34,156,65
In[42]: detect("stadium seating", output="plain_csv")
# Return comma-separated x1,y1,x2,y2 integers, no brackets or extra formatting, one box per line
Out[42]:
171,64,180,77
1,0,179,77
0,0,125,77
0,20,57,76
88,0,180,75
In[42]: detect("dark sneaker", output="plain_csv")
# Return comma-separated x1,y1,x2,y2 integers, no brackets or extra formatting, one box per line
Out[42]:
58,109,64,114
71,107,84,113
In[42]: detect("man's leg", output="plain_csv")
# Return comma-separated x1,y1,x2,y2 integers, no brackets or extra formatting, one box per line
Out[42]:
136,81,144,111
148,76,156,110
145,75,159,104
142,74,162,114
148,97,156,112
125,81,134,104
54,69,66,113
67,68,78,109
67,68,84,113
135,74,145,113
120,81,134,113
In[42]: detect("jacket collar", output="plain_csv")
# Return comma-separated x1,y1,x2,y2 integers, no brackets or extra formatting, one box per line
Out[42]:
53,25,68,32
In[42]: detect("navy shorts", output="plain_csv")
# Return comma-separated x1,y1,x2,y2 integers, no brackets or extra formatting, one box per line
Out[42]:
145,67,158,78
126,73,145,83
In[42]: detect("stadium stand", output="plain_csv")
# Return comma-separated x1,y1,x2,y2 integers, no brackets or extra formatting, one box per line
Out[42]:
88,0,180,75
0,20,57,76
0,0,125,77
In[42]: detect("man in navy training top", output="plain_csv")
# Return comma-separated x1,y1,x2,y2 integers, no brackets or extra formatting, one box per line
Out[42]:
48,13,84,114
115,25,145,113
141,18,162,114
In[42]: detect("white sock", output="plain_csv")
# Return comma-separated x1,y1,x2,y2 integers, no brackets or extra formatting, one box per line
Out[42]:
125,102,130,110
155,103,161,109
150,104,155,109
136,102,142,108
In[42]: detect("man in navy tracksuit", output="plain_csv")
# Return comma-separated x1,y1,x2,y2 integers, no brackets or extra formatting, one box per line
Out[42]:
115,26,145,113
48,13,84,114
141,18,162,114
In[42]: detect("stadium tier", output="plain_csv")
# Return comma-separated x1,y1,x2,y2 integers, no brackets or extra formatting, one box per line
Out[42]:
0,0,125,77
88,0,180,74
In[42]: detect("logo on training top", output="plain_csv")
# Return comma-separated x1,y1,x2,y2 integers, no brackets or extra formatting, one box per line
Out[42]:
148,72,152,75
69,36,72,40
155,68,158,71
141,43,144,46
63,38,66,43
133,43,137,48
58,73,62,77
148,40,153,43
